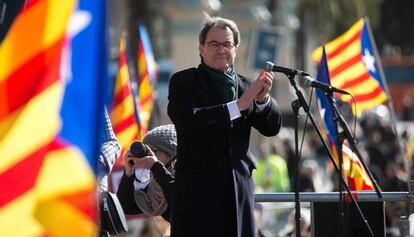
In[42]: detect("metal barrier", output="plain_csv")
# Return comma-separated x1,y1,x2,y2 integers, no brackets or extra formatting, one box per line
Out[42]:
254,191,412,202
254,192,413,237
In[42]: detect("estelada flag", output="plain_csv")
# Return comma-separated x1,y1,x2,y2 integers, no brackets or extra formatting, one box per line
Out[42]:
312,18,388,114
316,48,374,191
0,0,109,236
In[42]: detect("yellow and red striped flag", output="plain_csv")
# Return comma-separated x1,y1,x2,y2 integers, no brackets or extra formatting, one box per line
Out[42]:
316,48,374,191
110,33,141,165
342,144,374,190
0,0,109,236
136,24,156,135
312,18,388,114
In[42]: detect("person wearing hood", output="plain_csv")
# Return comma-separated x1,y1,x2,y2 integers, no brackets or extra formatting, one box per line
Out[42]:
116,124,177,222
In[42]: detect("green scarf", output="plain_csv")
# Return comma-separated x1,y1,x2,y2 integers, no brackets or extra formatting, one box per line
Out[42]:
200,62,237,102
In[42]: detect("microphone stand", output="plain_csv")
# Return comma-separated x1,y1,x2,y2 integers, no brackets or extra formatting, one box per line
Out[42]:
291,98,302,237
284,73,375,237
330,98,346,237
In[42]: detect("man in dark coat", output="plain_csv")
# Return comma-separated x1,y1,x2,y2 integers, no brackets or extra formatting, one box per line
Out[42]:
167,16,282,237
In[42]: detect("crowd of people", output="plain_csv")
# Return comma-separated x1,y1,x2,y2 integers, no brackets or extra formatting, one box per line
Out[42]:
97,15,414,237
251,106,413,236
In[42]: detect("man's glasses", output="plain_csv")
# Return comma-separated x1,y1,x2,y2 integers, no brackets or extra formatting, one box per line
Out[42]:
206,41,236,50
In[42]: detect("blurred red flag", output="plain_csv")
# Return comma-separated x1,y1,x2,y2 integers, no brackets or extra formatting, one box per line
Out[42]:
110,33,142,166
0,0,108,236
136,24,156,135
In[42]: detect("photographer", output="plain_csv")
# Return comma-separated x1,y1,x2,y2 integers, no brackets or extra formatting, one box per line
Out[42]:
116,124,176,222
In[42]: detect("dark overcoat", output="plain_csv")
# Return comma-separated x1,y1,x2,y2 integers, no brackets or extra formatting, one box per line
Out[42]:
167,65,282,237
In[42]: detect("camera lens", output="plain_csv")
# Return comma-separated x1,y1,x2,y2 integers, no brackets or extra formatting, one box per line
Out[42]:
129,141,148,165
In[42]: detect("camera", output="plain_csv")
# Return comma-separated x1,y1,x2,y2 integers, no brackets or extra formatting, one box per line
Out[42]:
128,141,148,165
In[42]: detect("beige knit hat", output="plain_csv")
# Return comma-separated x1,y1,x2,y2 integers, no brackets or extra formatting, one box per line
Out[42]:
142,124,177,157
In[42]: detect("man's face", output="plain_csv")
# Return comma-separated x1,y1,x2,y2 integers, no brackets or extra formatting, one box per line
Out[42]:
199,26,238,72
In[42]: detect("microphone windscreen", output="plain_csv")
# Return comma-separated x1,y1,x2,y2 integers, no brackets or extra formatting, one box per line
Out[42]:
299,75,314,89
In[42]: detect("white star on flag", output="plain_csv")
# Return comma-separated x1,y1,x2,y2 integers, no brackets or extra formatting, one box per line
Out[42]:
61,10,92,84
362,48,376,73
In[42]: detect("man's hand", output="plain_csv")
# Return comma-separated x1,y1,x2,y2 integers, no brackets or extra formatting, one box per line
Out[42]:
237,70,274,110
255,71,273,103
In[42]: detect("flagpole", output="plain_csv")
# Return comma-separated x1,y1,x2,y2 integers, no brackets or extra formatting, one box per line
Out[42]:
363,17,402,141
124,32,143,140
364,16,408,169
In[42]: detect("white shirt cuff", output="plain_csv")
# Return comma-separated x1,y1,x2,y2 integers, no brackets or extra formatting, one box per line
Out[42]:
255,96,271,112
227,100,241,121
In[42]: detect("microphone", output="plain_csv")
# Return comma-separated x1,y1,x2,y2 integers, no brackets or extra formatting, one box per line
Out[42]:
299,75,349,94
263,61,309,76
128,141,149,165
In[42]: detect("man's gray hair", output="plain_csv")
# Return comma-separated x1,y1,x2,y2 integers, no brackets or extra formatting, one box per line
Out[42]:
199,16,240,46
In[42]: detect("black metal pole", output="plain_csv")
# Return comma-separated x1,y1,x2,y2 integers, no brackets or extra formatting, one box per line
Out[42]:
292,98,302,237
336,131,346,237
